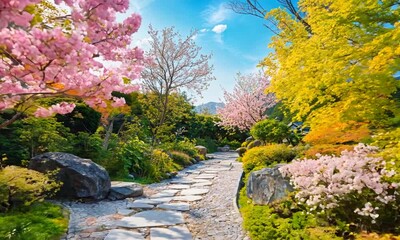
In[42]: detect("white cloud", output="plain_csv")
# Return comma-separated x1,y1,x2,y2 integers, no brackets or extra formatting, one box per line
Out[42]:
200,28,209,33
212,24,227,34
134,37,152,50
191,34,198,40
203,3,232,24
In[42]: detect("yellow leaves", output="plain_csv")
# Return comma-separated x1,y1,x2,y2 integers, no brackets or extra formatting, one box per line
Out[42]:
262,0,400,133
369,46,395,72
304,121,370,145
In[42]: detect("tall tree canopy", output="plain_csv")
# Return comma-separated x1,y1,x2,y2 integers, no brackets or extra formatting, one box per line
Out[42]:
261,0,400,132
141,26,214,141
217,72,275,131
0,0,144,128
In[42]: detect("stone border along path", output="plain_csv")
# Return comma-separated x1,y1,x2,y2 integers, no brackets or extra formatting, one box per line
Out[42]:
62,152,247,240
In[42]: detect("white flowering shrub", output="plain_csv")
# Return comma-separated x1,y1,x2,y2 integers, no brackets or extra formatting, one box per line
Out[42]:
280,144,400,231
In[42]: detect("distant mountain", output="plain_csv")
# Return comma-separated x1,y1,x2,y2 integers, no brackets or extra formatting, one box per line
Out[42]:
195,102,224,115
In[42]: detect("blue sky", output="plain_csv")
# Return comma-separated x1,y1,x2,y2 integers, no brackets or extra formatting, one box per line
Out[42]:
128,0,279,105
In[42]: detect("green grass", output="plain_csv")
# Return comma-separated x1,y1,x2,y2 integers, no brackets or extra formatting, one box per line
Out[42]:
0,202,68,240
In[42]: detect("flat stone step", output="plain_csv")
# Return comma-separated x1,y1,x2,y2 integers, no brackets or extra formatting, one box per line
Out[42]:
194,174,216,179
205,167,231,171
186,170,201,174
150,190,179,198
192,179,212,183
132,199,160,205
168,184,190,189
192,181,212,187
128,202,154,209
150,226,192,240
117,208,135,216
180,188,209,196
203,170,219,174
157,202,190,211
104,229,144,240
170,179,194,184
148,197,173,203
173,195,203,202
116,210,185,228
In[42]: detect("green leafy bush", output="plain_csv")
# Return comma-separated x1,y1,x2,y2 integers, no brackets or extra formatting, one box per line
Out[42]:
195,138,218,153
0,202,68,240
0,166,60,212
148,149,175,181
162,139,199,158
111,137,151,178
242,144,296,173
218,138,241,149
169,151,193,167
239,189,340,240
250,119,290,143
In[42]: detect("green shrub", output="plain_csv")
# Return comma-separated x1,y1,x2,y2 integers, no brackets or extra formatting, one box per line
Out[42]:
0,166,60,212
0,202,68,240
242,144,296,173
169,151,192,167
250,119,290,143
218,138,241,149
162,139,199,158
239,188,340,240
111,137,151,178
195,138,218,153
148,149,175,181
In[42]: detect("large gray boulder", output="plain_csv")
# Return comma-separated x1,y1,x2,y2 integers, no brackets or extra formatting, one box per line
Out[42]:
195,145,207,158
29,152,110,200
247,164,293,205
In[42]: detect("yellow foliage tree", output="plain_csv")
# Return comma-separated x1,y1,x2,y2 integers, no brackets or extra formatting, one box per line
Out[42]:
262,0,400,136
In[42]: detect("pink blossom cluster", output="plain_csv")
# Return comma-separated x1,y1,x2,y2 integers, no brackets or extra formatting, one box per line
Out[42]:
0,0,144,116
280,144,399,221
34,102,76,117
217,72,276,131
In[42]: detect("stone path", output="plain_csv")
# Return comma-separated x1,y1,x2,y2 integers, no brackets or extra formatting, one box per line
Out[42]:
63,152,246,240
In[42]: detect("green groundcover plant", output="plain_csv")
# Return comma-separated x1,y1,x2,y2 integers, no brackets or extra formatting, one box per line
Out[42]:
0,202,68,240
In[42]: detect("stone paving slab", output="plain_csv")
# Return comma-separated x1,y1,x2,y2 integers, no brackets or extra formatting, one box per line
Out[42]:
194,174,216,179
128,202,154,209
148,197,173,203
204,168,231,171
171,179,194,184
180,188,209,196
186,170,201,174
104,229,144,240
191,181,212,187
173,195,203,202
150,190,179,198
132,199,160,205
117,210,185,228
168,184,190,189
192,179,213,183
203,170,219,174
157,202,190,211
150,226,193,240
117,208,135,216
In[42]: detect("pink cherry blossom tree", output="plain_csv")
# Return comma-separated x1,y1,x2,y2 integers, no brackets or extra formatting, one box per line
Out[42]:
0,0,144,129
217,72,276,131
141,25,215,142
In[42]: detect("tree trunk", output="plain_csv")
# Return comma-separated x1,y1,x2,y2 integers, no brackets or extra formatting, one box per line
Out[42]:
102,118,114,150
